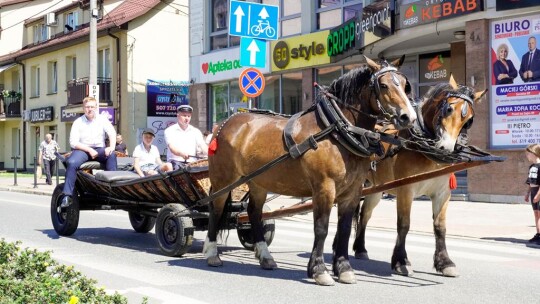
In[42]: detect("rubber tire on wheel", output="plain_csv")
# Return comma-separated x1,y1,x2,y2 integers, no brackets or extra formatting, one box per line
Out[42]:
128,212,156,233
155,204,194,257
50,183,80,236
237,204,275,251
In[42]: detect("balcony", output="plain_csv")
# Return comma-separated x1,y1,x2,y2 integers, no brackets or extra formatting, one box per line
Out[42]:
0,92,22,118
67,77,112,106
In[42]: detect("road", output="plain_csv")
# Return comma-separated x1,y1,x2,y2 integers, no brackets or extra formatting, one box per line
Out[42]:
1,191,539,304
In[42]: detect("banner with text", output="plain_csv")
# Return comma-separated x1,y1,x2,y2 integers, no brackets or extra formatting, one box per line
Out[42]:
490,14,540,149
146,80,190,117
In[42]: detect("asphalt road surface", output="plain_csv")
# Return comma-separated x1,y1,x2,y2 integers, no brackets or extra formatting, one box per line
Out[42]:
1,191,539,304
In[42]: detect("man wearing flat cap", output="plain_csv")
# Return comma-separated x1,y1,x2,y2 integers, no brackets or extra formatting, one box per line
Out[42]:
164,104,208,166
132,128,173,177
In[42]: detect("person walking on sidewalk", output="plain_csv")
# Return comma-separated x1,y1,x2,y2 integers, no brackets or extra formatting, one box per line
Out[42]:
61,97,117,207
524,143,540,243
38,133,59,185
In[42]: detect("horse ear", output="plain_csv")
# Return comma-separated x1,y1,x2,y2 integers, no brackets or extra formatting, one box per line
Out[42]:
363,55,381,72
449,73,459,90
390,55,405,68
473,89,488,103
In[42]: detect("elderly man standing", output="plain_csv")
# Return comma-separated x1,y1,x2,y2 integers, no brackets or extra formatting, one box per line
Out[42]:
164,105,207,168
61,97,117,206
38,133,60,185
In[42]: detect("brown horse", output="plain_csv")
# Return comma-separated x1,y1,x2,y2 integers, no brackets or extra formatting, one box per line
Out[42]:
352,76,487,277
204,56,417,286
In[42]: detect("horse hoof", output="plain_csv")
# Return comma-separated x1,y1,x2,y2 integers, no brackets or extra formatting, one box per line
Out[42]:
394,264,414,277
354,252,369,260
207,256,223,267
338,271,356,284
260,257,277,270
313,272,335,286
441,266,460,277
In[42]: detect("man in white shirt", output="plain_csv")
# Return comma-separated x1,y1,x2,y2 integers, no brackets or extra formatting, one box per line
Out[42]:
164,105,208,167
61,97,117,207
38,133,60,185
133,128,172,177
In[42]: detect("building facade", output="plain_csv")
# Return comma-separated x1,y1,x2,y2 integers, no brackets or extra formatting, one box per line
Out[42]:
0,0,190,171
188,0,540,203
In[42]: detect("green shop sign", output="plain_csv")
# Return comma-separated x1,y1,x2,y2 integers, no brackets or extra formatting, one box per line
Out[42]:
201,59,242,75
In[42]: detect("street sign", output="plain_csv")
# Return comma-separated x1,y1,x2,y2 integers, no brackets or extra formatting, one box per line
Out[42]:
229,0,279,40
240,37,267,68
239,68,265,98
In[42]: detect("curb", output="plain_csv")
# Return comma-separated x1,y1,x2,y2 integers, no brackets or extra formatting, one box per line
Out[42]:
0,186,53,196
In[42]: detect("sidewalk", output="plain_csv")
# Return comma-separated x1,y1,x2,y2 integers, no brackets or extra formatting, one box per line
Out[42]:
0,174,537,244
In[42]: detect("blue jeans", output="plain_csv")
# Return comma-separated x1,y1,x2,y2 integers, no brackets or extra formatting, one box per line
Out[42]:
62,148,117,196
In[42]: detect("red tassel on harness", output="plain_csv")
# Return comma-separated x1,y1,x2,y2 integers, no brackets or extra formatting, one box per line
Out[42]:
449,173,457,190
208,138,218,156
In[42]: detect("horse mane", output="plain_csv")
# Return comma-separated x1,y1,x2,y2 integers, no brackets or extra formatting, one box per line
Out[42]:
422,82,475,104
321,65,373,105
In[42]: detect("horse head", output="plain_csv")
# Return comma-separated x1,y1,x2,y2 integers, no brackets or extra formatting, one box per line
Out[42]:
418,74,487,151
364,55,417,129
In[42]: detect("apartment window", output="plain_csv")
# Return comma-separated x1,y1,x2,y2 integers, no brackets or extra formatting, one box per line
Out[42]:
98,48,111,78
210,0,240,50
317,0,363,30
33,23,48,43
48,61,58,94
66,56,76,81
64,11,78,32
31,66,40,97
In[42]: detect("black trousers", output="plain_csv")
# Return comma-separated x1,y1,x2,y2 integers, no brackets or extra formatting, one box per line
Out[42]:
43,158,56,184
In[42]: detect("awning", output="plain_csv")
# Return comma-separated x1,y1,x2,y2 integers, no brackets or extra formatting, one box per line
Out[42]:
0,63,17,74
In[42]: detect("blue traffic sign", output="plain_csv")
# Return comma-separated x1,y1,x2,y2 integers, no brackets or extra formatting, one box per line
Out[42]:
239,68,265,98
240,37,267,68
229,0,279,40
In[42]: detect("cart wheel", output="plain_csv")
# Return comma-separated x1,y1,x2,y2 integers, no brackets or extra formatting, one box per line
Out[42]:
50,183,80,236
128,212,156,233
237,204,275,251
155,204,194,257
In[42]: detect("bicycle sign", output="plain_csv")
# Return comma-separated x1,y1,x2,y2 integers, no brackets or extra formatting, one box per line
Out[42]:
229,0,279,40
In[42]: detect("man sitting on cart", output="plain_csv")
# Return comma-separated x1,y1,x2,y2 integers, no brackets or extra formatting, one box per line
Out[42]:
133,128,173,176
164,104,208,169
61,96,117,207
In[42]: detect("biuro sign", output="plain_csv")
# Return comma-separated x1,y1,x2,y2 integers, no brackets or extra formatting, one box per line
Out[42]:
400,0,483,29
271,31,330,71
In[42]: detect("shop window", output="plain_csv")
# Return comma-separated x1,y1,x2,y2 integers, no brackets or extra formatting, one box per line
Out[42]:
281,72,302,115
258,75,280,112
316,66,342,87
211,83,229,123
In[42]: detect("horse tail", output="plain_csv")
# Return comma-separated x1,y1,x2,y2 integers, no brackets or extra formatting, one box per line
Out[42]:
216,192,233,243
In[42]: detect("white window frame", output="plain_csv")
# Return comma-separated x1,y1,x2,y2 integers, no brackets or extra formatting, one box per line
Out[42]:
98,48,111,79
31,66,40,97
64,11,78,32
48,61,58,94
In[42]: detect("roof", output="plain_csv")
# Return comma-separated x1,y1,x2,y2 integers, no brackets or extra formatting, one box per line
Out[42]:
0,0,161,64
0,0,33,9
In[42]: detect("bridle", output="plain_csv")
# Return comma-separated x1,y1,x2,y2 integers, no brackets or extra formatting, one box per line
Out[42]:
412,90,474,144
369,64,411,121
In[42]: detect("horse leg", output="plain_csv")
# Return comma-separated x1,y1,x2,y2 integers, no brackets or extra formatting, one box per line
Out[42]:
308,189,335,286
247,185,277,270
203,193,228,267
391,191,414,276
353,193,382,260
332,200,358,284
432,192,458,277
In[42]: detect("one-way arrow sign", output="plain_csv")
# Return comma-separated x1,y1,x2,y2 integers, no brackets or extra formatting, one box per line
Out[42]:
229,0,279,40
240,37,267,68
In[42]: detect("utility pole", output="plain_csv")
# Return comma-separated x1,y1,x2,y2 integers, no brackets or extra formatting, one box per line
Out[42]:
89,0,98,110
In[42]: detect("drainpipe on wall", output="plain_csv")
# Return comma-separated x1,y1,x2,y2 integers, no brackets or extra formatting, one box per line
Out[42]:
108,31,121,133
15,60,27,171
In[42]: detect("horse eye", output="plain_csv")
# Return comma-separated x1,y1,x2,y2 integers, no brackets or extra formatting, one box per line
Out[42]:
380,83,388,89
446,106,454,115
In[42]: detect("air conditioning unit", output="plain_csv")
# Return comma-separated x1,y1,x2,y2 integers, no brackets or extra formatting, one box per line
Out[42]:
46,13,57,26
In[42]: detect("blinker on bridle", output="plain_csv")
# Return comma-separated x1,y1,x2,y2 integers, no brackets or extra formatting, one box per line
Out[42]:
441,92,474,129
